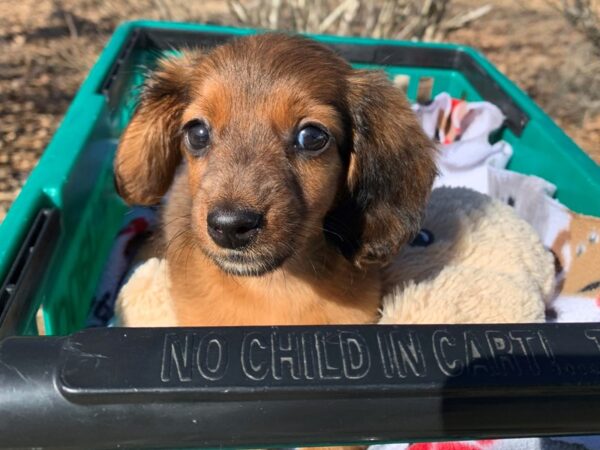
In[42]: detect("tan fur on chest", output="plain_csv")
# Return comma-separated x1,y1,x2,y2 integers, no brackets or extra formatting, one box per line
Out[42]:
169,252,381,326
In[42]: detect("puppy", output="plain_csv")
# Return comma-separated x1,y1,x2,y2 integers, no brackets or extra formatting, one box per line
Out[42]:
114,33,436,327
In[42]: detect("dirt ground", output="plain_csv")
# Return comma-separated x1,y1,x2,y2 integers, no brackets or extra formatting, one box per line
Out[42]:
1,0,599,223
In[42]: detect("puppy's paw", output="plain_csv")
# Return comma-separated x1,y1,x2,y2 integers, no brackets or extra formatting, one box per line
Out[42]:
353,240,400,268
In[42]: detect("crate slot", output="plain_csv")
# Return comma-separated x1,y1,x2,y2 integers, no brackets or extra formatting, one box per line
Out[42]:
416,76,434,103
393,74,410,93
0,208,60,338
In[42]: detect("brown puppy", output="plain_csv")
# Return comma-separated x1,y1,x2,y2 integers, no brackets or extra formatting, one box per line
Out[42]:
114,33,436,327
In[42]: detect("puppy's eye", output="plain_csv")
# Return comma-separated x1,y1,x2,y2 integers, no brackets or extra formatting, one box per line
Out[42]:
184,120,210,154
295,125,330,153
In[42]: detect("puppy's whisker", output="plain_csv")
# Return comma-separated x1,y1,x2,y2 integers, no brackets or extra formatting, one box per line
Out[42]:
164,228,192,256
288,219,352,245
322,227,346,242
321,215,358,237
183,239,197,286
161,214,192,229
171,237,194,271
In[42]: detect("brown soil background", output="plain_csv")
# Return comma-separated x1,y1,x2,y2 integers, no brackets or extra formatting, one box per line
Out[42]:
1,0,599,223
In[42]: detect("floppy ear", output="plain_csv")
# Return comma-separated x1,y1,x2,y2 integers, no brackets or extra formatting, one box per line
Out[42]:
114,52,198,205
342,70,437,267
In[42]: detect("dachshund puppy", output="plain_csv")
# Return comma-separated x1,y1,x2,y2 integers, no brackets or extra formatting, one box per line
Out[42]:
114,33,436,327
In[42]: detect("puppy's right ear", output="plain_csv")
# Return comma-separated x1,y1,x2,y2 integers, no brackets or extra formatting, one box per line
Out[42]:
114,52,198,205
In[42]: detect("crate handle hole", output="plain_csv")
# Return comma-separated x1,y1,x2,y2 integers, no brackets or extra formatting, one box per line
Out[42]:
416,76,434,104
393,74,410,93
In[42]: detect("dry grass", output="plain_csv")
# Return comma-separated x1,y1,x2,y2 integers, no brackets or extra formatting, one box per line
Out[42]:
226,0,491,40
544,0,600,122
549,0,600,51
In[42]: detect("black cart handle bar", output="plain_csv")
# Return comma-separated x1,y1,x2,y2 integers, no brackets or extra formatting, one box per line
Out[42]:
1,324,600,449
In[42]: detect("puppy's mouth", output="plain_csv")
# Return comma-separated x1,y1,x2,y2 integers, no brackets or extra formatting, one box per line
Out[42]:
194,204,304,276
206,249,291,276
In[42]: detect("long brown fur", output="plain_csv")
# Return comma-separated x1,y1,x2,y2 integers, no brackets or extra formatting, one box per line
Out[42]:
114,33,436,327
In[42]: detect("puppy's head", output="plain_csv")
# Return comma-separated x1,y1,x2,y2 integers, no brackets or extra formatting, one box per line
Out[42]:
115,33,436,276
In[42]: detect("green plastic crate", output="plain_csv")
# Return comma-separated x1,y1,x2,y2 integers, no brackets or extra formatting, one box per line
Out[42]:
1,21,599,338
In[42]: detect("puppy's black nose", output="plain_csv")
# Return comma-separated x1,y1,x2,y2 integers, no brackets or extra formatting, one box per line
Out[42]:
207,208,263,249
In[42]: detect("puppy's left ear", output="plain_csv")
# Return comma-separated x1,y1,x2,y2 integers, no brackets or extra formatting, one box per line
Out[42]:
344,70,437,267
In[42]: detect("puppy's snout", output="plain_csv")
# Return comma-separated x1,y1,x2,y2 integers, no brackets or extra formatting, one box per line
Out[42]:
207,207,263,249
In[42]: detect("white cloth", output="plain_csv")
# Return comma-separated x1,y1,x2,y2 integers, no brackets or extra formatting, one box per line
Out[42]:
487,167,571,252
413,93,513,193
551,295,600,323
434,140,512,193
